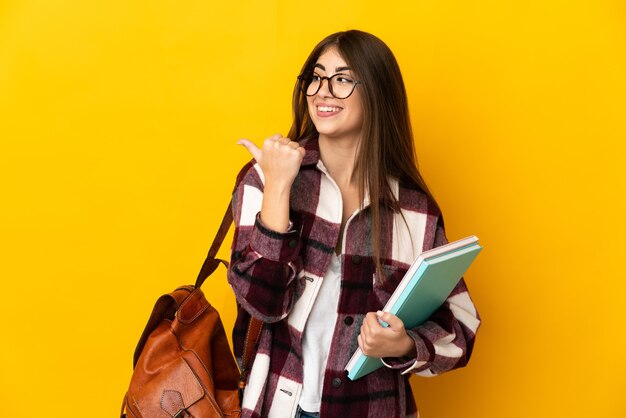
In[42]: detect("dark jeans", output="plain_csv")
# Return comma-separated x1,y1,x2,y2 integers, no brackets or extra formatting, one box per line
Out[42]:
295,405,320,418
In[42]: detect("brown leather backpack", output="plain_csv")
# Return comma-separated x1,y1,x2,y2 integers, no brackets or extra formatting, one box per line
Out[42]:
121,202,262,418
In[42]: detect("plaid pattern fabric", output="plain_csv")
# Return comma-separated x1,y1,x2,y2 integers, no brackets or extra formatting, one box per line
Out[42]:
228,137,480,418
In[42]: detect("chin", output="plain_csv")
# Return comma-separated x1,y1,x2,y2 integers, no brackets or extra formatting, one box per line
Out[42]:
315,128,340,138
313,120,340,135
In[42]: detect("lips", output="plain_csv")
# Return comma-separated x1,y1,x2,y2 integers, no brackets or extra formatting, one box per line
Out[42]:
315,104,343,118
317,106,341,112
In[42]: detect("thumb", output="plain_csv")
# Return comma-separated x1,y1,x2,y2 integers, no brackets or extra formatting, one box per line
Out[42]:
377,311,404,331
237,138,262,162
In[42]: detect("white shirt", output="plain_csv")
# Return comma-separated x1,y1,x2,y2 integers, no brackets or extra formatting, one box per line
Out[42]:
299,252,342,412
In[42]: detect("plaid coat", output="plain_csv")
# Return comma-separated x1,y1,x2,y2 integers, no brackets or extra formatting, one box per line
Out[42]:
228,137,480,418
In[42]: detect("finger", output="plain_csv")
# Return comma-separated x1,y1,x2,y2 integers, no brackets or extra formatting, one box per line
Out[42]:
279,140,305,155
262,137,280,150
360,321,370,341
361,314,372,333
361,316,376,342
367,311,385,327
358,332,373,354
237,138,262,162
268,133,283,142
357,334,366,352
277,136,291,145
377,310,404,331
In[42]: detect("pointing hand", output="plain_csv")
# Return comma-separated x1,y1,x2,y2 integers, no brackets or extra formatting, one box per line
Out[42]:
237,134,306,191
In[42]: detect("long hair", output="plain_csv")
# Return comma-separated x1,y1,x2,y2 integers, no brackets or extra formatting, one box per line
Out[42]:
287,30,439,274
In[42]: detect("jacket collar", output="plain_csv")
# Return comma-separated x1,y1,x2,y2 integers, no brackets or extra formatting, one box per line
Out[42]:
299,136,321,167
299,136,400,208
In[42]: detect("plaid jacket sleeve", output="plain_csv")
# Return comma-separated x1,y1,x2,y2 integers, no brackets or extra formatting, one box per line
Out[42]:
382,219,481,377
227,161,305,323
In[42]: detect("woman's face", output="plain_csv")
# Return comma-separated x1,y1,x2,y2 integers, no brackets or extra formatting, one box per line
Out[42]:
306,47,364,142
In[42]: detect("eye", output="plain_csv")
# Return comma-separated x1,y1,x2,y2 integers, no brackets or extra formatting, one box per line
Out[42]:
336,76,354,84
311,74,322,82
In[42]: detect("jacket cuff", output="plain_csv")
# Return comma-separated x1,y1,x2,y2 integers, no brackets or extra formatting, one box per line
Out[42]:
250,213,301,262
381,329,433,375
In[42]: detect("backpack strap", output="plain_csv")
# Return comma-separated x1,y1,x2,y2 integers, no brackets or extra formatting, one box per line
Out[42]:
195,200,233,289
195,199,264,385
238,314,263,400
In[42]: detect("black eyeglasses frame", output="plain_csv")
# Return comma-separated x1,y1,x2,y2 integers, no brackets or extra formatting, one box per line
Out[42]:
297,73,361,99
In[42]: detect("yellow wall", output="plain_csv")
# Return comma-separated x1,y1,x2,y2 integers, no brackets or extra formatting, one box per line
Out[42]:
1,1,625,417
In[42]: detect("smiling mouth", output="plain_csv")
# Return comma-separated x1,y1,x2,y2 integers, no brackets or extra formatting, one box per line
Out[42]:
317,106,342,113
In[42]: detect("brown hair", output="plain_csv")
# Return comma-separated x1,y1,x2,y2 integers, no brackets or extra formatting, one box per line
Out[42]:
287,30,439,275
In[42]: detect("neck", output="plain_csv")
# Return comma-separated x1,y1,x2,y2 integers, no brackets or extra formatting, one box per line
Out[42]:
318,134,359,188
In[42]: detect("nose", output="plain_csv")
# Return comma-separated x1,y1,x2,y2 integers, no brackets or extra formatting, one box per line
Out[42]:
317,77,333,98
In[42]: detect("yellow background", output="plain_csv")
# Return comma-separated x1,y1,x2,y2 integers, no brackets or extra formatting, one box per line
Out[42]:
1,1,625,417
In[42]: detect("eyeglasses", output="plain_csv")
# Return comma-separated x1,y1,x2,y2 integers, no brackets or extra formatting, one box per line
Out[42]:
297,73,361,99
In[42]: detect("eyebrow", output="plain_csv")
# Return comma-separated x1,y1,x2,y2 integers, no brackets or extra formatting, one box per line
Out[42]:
314,63,351,73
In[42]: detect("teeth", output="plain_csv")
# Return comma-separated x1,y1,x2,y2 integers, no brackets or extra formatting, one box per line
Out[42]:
318,106,341,112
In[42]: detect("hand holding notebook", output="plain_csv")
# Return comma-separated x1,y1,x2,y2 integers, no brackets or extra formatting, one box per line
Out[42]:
345,235,483,380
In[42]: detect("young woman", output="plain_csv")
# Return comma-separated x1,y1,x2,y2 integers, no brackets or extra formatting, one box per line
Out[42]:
228,30,480,418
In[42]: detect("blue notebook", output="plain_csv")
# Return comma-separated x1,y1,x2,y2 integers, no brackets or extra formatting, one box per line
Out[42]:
345,236,482,380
